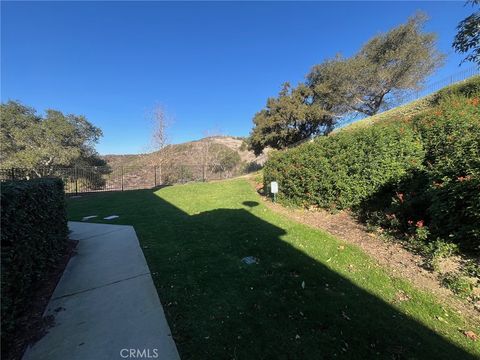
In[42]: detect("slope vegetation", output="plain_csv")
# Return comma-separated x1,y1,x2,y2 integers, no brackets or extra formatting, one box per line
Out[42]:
264,75,480,304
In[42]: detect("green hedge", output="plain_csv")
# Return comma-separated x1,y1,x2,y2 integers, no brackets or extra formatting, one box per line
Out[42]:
264,122,424,209
391,95,480,255
1,178,69,347
264,91,480,256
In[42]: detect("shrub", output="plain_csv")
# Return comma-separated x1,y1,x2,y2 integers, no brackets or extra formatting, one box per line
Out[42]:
210,147,241,176
264,90,480,257
360,94,480,256
264,122,424,209
1,178,69,348
163,165,196,184
441,272,476,299
414,95,480,254
434,75,480,101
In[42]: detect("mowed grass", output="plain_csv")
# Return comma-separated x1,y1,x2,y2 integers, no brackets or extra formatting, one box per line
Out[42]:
67,179,480,359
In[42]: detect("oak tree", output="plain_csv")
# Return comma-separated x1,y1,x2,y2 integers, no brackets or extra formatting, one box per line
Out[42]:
1,101,105,175
308,13,444,117
247,82,334,155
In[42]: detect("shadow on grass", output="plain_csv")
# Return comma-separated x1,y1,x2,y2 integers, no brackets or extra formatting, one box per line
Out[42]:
69,189,476,359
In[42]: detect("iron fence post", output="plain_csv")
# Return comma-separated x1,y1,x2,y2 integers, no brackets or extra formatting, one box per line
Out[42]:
75,166,78,195
11,167,15,181
121,166,124,191
154,166,157,187
159,164,162,185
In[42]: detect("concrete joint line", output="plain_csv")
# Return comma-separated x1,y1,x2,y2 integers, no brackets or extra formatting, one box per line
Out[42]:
71,227,128,241
51,272,151,301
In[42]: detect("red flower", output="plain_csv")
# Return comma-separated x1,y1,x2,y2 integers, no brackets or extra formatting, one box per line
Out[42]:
396,192,404,203
457,175,471,182
416,220,424,228
407,220,414,226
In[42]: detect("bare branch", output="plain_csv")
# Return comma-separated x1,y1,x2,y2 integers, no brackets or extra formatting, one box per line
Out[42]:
148,103,173,165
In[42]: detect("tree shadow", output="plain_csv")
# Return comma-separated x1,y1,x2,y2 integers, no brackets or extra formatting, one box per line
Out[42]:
72,189,477,359
242,201,260,208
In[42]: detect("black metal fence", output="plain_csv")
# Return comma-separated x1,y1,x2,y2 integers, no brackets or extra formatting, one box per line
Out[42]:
0,164,243,194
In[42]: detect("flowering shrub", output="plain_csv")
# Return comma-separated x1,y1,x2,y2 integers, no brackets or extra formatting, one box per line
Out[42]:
264,86,480,257
264,122,424,209
364,94,480,256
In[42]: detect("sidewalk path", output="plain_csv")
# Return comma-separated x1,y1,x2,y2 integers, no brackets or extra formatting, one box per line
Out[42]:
23,222,180,360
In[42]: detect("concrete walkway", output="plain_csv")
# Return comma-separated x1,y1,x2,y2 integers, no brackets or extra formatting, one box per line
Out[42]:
23,222,180,360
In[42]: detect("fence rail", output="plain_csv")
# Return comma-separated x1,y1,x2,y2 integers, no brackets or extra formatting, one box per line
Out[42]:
394,66,479,105
0,164,243,194
286,67,480,149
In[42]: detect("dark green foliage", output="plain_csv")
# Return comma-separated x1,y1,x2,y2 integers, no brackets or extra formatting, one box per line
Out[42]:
441,273,476,299
0,101,105,171
264,123,424,209
248,83,334,155
412,95,479,254
363,95,480,256
1,178,69,347
452,0,480,64
264,91,480,256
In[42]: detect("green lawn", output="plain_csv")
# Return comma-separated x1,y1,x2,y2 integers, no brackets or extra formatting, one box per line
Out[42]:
67,179,480,359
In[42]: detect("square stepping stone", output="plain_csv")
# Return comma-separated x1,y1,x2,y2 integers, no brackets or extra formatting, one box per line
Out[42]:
104,215,119,220
82,215,97,221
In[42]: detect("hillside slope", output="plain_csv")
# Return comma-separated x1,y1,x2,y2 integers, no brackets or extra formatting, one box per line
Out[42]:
337,74,480,133
103,136,260,168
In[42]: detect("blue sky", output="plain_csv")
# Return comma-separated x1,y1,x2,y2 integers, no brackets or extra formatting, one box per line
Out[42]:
1,1,475,154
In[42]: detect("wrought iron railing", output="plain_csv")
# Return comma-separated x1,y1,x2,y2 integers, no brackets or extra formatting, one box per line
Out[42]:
0,164,244,194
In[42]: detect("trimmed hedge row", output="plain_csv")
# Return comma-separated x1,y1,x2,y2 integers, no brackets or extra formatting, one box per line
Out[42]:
264,90,480,255
264,122,425,209
1,178,69,346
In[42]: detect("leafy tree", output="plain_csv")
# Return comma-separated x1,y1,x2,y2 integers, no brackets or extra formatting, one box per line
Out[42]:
247,82,334,155
306,55,361,117
308,13,444,117
209,145,241,177
0,101,105,175
453,0,480,65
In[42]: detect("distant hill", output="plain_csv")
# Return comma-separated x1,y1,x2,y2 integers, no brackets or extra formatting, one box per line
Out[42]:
103,136,267,170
